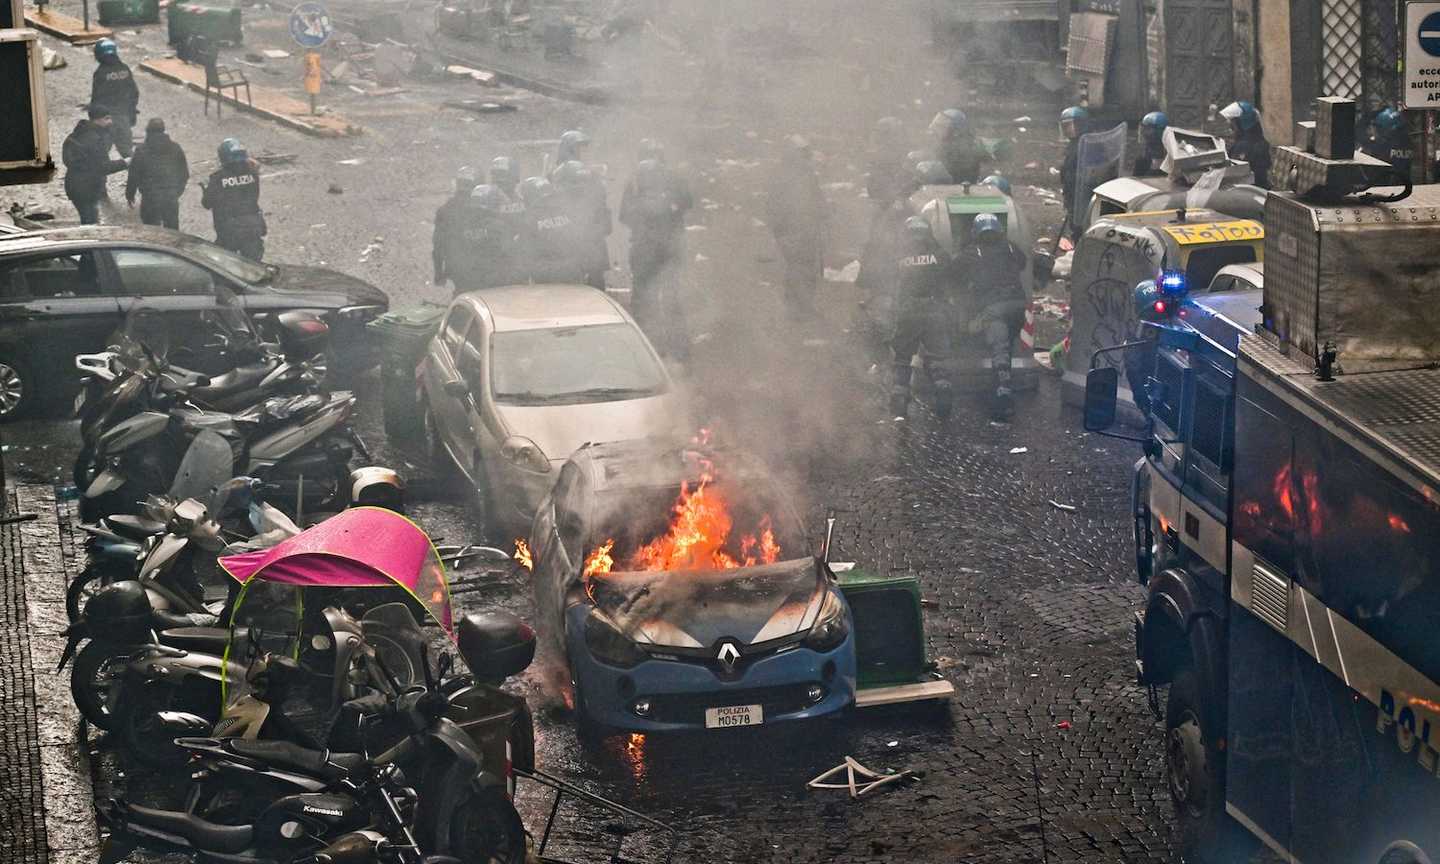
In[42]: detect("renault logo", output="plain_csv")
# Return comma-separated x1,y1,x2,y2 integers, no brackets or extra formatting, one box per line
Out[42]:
716,641,741,671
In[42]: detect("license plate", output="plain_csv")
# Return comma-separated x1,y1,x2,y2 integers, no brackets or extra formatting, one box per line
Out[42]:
704,704,763,729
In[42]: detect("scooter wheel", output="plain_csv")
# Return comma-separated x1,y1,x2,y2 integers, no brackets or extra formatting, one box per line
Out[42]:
71,640,123,731
66,565,112,623
425,782,526,864
120,681,191,768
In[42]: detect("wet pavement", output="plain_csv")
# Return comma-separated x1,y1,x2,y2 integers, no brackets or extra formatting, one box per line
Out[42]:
3,2,1193,861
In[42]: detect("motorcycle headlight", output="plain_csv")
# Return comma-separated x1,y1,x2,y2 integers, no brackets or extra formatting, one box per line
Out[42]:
803,588,850,652
501,436,551,474
583,611,646,669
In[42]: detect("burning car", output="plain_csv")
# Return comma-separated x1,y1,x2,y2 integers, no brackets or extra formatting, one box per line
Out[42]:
525,439,856,733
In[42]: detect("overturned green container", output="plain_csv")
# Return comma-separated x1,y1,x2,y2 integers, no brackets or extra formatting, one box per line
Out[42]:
98,0,159,26
367,303,447,441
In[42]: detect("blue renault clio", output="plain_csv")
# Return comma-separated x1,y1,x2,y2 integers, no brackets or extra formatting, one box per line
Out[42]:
528,441,856,733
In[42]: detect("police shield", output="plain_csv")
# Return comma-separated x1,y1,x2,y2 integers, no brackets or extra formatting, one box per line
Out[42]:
1071,123,1129,226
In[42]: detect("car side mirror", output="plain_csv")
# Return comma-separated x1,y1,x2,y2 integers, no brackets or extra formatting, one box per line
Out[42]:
1084,367,1119,432
443,378,469,398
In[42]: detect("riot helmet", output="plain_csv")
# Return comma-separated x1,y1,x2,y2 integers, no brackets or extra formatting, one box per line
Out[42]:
556,129,590,163
972,212,1003,242
518,176,553,204
981,174,1012,196
1140,111,1168,146
489,156,518,191
1220,101,1260,133
928,108,969,140
468,183,506,211
94,38,119,62
1060,106,1089,141
218,137,249,167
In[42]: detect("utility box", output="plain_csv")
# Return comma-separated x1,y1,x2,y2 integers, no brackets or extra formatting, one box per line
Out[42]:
1263,189,1440,372
367,303,446,441
837,569,928,688
99,0,160,26
168,1,243,46
1314,96,1356,160
0,26,53,186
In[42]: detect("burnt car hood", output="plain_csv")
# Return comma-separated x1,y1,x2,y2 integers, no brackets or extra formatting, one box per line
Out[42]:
586,557,825,649
261,264,388,307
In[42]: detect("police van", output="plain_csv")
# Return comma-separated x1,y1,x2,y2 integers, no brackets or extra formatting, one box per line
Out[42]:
1083,184,1440,864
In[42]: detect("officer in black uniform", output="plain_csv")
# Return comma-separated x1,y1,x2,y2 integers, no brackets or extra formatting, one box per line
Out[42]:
200,138,266,261
90,39,139,158
62,105,128,225
125,118,188,229
1059,106,1089,229
889,215,958,420
489,156,520,199
619,157,693,359
956,213,1028,421
1133,111,1168,177
928,108,986,185
553,160,611,289
553,130,590,172
1220,101,1272,188
433,165,477,288
518,176,587,284
449,184,518,295
1362,107,1412,179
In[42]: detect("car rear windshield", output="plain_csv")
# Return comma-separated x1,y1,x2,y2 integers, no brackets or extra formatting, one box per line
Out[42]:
491,323,666,405
177,237,272,284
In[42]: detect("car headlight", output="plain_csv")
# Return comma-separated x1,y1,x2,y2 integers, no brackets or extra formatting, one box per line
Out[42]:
803,588,850,652
502,436,551,474
583,611,646,668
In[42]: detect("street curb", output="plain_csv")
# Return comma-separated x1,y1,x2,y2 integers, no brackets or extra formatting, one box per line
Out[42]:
16,484,101,861
428,42,609,105
23,9,112,45
138,57,365,138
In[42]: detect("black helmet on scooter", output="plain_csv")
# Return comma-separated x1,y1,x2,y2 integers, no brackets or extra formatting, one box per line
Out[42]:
84,580,153,642
349,466,405,512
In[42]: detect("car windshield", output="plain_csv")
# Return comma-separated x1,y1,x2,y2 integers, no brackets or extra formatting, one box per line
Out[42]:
491,323,667,405
177,236,274,285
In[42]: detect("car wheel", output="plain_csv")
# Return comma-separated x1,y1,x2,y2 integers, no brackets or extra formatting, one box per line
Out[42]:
0,351,36,420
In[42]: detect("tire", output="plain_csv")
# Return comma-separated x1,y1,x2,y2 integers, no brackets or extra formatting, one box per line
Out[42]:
421,778,526,864
120,680,191,768
1379,842,1434,864
0,350,36,420
1166,664,1249,862
71,640,123,731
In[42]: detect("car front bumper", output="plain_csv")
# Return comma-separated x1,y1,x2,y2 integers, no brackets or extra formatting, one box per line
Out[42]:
567,607,858,732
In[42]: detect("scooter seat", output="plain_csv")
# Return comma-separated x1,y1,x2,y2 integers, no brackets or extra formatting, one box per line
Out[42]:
124,804,255,854
158,625,229,651
225,738,367,782
107,514,166,540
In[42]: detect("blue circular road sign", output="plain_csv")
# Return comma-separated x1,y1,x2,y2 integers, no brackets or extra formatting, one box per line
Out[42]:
289,2,333,48
1421,11,1440,57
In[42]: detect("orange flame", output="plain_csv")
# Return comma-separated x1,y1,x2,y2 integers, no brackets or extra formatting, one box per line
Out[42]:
584,467,781,577
513,538,534,571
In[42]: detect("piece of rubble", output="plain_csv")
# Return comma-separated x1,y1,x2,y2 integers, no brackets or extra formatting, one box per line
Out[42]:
42,47,67,69
262,48,291,59
823,260,860,283
1048,499,1077,512
444,64,496,85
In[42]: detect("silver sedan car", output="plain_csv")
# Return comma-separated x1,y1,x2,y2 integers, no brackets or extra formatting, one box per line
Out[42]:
419,285,687,538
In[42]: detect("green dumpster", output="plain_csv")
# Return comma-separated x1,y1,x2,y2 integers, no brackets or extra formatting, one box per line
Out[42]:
168,1,243,46
367,303,446,442
99,0,159,26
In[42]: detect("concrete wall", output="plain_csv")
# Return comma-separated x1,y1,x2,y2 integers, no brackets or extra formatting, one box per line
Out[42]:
1256,0,1294,143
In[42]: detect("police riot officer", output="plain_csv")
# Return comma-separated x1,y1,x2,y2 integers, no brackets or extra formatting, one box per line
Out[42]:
1059,106,1089,226
620,157,693,359
889,215,957,420
981,174,1013,197
765,134,825,321
1220,100,1272,188
433,166,477,288
449,184,519,295
1133,111,1168,177
125,118,188,229
553,160,611,289
518,176,587,284
90,39,139,159
489,156,520,199
928,109,986,185
956,213,1028,421
553,130,590,172
62,105,128,225
1363,107,1411,179
201,138,266,261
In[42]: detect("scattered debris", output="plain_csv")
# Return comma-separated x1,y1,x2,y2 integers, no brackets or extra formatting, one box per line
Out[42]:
444,64,497,85
1013,115,1032,124
1056,721,1072,730
254,152,298,165
336,158,365,165
808,757,916,799
444,99,518,114
261,48,291,59
684,224,706,232
1048,499,1077,512
1009,447,1029,455
823,260,860,283
42,47,66,69
327,183,344,194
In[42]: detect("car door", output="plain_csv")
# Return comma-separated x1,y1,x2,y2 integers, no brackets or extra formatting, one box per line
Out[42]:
0,249,121,393
109,248,224,362
456,318,504,482
424,303,473,472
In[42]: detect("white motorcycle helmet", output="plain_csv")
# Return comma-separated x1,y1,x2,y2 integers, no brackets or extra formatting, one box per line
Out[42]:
349,467,405,513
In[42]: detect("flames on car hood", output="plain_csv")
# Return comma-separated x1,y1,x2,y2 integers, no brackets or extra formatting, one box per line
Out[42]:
586,558,824,649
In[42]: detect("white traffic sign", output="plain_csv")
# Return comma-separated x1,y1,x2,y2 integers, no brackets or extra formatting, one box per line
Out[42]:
1405,1,1440,108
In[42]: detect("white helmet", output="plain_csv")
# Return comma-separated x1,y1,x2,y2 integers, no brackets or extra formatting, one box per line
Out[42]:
350,467,405,512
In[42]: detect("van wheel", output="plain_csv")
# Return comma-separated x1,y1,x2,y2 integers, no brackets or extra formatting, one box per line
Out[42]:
0,352,35,419
1167,663,1250,862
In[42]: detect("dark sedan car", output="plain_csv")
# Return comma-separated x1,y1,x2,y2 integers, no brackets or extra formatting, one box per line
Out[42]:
0,226,389,417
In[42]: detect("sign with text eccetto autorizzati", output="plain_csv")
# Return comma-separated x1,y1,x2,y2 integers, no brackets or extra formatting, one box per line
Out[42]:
1405,1,1440,108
